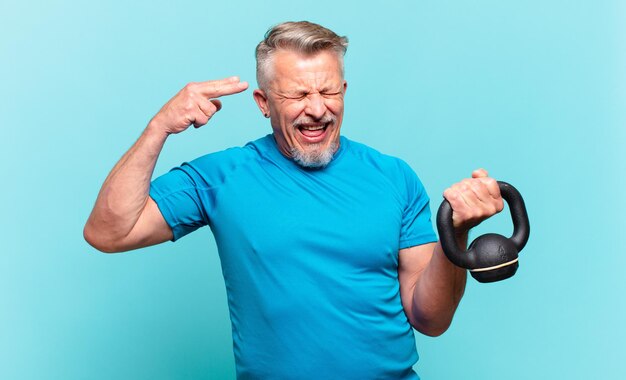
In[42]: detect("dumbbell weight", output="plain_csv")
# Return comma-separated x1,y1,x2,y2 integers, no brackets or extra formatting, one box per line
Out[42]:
436,181,530,283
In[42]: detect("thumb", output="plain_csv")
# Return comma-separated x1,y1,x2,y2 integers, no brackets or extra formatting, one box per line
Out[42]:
472,168,489,178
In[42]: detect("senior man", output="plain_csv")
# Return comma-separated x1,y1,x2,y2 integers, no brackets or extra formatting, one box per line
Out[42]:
84,21,503,379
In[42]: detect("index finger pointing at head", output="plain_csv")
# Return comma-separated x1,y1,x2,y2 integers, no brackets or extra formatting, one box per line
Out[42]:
199,77,249,98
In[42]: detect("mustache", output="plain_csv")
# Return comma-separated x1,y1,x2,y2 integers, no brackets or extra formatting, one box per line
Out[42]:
293,114,336,128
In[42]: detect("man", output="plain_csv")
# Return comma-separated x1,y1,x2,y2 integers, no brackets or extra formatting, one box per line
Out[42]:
84,21,503,379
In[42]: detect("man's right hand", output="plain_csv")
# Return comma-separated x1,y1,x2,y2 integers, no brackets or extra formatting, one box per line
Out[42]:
85,76,248,253
149,76,249,135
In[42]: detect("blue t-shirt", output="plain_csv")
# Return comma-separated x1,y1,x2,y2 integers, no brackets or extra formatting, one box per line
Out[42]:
150,135,437,379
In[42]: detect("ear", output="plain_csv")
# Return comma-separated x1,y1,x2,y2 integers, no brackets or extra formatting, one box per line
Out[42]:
253,89,271,118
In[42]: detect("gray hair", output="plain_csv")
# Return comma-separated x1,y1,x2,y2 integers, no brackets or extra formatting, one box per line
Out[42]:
255,21,349,90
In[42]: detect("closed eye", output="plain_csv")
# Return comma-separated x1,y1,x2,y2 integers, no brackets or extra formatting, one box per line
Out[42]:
281,91,341,100
287,94,307,100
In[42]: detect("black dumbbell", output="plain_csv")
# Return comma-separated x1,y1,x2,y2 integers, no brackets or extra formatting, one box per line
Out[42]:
436,181,530,283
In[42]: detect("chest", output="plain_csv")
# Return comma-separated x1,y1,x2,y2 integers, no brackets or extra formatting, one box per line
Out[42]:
209,162,406,273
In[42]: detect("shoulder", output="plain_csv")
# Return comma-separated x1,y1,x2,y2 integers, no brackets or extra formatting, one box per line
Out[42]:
342,137,428,199
190,136,267,167
186,135,274,173
167,135,271,189
343,137,418,179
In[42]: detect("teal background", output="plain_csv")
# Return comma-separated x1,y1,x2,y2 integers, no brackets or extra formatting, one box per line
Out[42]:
2,0,624,379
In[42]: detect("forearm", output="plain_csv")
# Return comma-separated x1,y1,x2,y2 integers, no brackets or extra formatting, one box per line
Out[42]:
84,122,168,248
411,236,467,336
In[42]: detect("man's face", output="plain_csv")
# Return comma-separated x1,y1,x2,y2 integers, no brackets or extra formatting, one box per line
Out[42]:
254,49,347,168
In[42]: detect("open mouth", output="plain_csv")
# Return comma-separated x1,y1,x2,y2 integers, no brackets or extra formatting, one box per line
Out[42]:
297,123,330,140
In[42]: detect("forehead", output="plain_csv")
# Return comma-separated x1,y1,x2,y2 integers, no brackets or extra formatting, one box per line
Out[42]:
270,49,343,89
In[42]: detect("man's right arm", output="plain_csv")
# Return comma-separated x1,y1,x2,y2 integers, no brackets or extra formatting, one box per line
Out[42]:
83,77,249,253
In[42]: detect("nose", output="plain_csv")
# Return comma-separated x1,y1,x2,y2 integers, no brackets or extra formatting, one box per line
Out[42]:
304,93,327,120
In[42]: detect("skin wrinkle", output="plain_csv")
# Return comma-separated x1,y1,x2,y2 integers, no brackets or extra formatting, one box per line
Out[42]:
253,49,347,169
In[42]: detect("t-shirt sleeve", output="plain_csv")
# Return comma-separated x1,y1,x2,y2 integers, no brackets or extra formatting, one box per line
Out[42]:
398,162,438,249
149,163,211,242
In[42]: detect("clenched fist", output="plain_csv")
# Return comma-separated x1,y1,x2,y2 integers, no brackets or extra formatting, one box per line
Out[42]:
443,168,504,234
149,76,249,135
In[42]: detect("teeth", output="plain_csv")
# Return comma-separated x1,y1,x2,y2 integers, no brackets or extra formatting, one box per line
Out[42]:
300,125,325,131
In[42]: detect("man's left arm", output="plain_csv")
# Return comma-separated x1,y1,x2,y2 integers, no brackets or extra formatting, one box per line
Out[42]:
398,169,503,336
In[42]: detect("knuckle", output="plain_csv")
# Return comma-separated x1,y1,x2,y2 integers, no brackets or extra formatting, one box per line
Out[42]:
184,82,201,96
443,188,457,200
207,102,217,114
488,205,498,215
470,181,483,191
486,178,499,190
184,100,196,111
497,200,505,212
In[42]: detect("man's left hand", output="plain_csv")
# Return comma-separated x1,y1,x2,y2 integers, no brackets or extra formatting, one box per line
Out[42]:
443,168,504,235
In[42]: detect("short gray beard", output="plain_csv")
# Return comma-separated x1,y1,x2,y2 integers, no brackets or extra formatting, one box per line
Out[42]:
290,141,338,169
